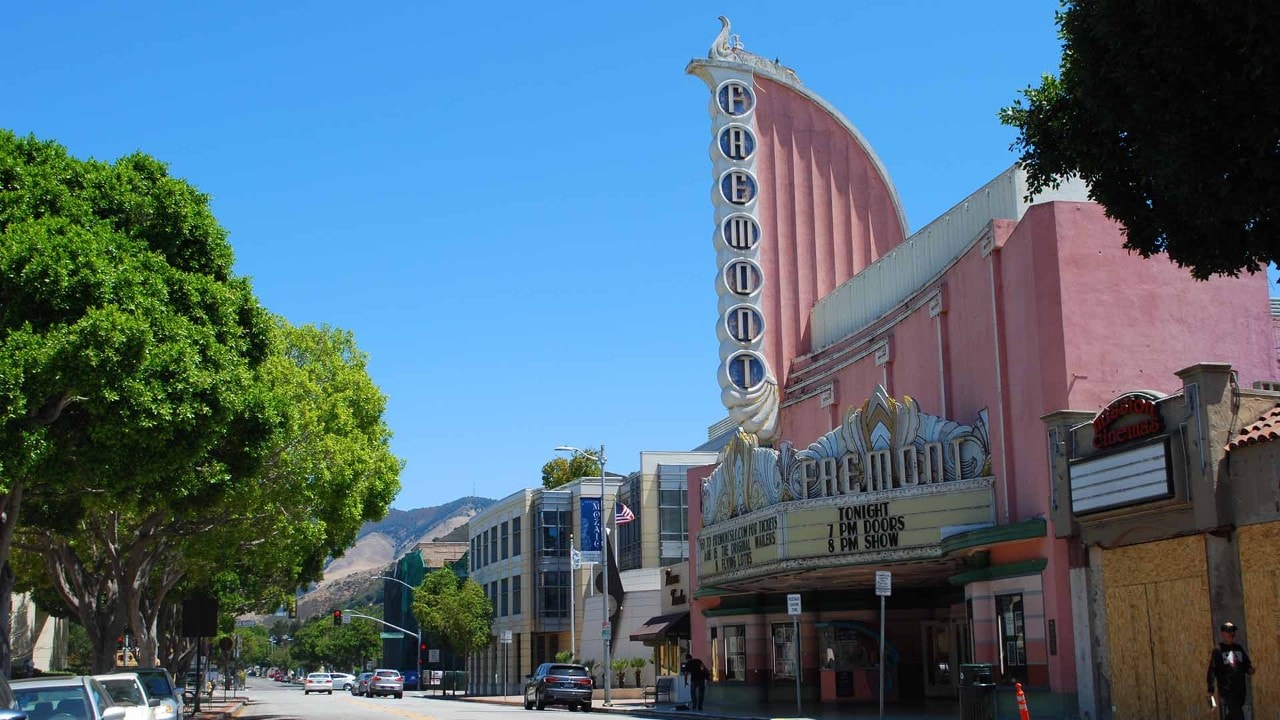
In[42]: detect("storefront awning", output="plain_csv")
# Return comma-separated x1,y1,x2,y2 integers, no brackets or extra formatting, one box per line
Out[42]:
629,612,690,643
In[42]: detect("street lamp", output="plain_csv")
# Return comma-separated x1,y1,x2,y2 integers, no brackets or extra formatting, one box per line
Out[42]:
373,575,423,691
554,444,611,706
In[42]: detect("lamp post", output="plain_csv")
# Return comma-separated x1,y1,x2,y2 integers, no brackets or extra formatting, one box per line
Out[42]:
373,574,422,691
554,445,610,706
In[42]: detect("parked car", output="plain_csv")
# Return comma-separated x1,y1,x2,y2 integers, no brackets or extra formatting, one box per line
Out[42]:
122,669,179,720
400,670,419,691
0,675,27,720
351,673,373,697
92,674,158,720
523,663,592,712
302,674,332,696
327,673,356,692
12,676,128,720
367,670,402,699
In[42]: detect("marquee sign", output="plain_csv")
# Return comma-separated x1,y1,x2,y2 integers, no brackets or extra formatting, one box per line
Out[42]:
1091,392,1164,449
699,481,995,583
694,17,780,443
697,387,997,583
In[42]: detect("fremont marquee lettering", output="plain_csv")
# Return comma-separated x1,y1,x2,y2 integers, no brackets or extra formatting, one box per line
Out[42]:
703,516,778,573
826,502,907,553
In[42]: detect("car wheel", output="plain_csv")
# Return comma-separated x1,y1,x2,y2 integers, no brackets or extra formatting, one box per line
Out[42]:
582,703,592,713
524,698,534,710
395,693,403,699
536,699,546,711
569,704,579,712
328,691,333,695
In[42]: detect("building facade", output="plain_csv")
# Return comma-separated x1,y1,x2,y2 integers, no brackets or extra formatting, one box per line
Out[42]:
380,541,468,676
683,17,1278,720
1048,364,1280,720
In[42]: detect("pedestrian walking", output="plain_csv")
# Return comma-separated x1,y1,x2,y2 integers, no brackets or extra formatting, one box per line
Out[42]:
681,653,708,711
1207,621,1255,720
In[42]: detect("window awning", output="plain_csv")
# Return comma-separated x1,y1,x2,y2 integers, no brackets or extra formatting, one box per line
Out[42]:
629,612,690,643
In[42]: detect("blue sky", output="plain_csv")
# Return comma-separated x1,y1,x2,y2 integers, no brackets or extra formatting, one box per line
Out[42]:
5,2,1276,510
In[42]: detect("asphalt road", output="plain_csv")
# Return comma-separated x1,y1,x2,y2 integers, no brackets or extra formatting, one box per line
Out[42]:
237,678,577,720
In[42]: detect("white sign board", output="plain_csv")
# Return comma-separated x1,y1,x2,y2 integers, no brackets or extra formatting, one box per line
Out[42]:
428,649,441,663
786,593,802,616
500,630,512,644
875,571,892,596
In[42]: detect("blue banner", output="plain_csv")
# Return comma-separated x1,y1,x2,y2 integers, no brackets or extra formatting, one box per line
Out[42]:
580,497,603,562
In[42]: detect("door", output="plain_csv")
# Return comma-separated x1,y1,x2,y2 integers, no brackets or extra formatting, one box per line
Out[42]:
921,622,954,698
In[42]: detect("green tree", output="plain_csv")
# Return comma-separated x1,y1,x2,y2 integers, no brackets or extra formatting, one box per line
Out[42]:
288,609,380,673
0,130,275,673
14,318,400,672
999,1,1280,279
540,448,601,489
411,566,492,690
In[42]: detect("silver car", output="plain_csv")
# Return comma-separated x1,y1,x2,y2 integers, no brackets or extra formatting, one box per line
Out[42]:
120,670,178,720
368,670,402,699
12,676,127,720
91,675,157,720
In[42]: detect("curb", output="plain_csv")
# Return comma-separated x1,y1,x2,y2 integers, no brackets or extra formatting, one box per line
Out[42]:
436,694,768,720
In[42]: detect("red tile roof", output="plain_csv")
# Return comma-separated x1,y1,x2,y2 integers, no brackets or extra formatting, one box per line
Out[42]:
1226,404,1280,451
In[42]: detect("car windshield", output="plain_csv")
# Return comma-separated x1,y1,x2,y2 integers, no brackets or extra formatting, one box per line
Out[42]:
99,680,143,706
15,688,91,720
136,676,171,698
548,665,588,677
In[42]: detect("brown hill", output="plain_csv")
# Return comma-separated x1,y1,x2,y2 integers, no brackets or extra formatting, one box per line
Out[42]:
296,496,493,618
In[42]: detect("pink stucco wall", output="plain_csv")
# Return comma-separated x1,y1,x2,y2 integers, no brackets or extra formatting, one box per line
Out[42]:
771,199,1277,697
751,75,906,389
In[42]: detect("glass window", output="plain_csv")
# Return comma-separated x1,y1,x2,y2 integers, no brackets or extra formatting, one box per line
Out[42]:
658,468,692,565
723,625,746,681
537,571,569,620
483,529,491,566
513,575,522,615
501,578,509,617
490,526,498,564
538,509,569,558
772,623,797,679
512,517,522,556
996,594,1027,684
501,521,510,560
471,537,477,570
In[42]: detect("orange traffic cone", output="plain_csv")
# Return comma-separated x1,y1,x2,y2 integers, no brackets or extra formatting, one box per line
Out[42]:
1015,682,1030,720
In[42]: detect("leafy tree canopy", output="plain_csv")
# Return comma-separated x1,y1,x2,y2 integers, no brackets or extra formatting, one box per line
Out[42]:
411,566,491,662
540,448,601,489
1000,1,1280,279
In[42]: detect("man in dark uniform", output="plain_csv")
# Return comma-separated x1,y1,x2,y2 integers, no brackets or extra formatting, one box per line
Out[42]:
681,652,708,711
1207,621,1255,720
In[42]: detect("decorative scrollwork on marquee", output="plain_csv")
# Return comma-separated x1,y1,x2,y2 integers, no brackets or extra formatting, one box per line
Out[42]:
702,385,992,527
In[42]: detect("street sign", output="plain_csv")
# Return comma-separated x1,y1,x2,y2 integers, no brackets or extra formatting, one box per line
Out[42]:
500,630,513,644
876,571,892,596
428,649,441,663
786,593,802,616
379,632,404,639
602,622,612,640
234,619,255,628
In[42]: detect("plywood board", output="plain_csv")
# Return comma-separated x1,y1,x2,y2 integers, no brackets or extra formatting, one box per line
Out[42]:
1105,584,1156,720
1102,534,1205,588
1102,535,1209,720
1240,523,1280,718
1148,575,1211,720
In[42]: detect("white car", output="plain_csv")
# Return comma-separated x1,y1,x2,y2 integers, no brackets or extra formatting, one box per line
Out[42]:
303,673,333,695
93,674,158,720
327,673,356,692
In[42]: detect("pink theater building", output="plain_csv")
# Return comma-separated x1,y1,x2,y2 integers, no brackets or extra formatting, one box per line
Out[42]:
683,19,1277,718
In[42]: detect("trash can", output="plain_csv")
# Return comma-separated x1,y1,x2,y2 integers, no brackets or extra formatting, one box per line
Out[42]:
958,664,996,720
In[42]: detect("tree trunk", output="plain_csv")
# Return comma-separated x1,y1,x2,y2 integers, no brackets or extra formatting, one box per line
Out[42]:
0,562,14,678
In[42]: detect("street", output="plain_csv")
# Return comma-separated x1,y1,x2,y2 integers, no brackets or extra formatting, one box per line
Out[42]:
237,678,559,720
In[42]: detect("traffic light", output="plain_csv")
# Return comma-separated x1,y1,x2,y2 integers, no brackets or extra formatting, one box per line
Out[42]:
420,642,427,652
333,610,343,626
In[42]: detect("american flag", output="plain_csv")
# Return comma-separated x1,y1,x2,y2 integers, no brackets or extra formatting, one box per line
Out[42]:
614,502,635,525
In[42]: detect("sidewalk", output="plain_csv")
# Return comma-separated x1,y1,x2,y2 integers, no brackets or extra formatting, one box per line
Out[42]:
439,692,960,720
186,693,248,720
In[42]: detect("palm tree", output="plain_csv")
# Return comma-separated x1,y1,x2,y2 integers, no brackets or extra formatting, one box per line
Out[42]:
555,651,575,663
629,657,649,687
581,659,599,688
611,658,630,688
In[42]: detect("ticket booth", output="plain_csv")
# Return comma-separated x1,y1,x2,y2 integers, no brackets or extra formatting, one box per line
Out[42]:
817,621,898,704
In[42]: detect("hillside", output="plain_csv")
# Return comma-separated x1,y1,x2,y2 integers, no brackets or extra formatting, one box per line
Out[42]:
295,496,494,618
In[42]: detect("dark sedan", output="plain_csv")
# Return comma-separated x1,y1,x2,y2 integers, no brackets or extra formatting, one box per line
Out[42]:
523,663,592,712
